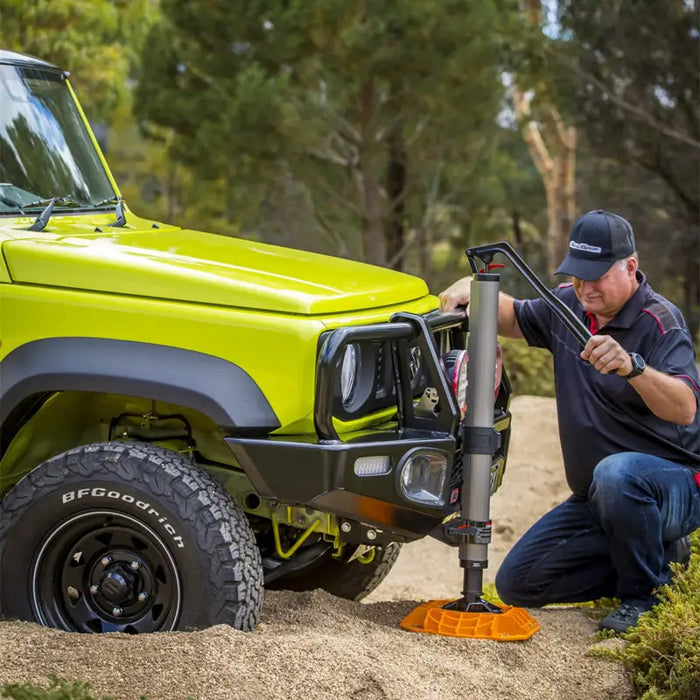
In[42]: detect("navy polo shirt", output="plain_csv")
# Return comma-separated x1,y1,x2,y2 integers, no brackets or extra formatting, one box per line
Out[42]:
513,271,700,498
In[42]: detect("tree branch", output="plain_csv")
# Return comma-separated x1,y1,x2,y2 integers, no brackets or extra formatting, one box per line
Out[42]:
550,49,700,150
523,122,554,180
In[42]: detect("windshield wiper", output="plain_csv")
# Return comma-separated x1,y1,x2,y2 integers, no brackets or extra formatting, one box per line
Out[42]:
89,195,126,226
25,196,84,231
90,196,120,209
23,195,127,231
21,192,127,231
27,198,57,232
22,196,82,210
110,197,127,227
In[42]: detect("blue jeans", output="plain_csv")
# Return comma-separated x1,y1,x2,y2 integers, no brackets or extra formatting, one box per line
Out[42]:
495,452,700,606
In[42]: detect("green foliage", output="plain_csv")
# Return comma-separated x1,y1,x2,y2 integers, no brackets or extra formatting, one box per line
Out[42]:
500,338,555,397
592,530,700,700
482,582,504,605
0,676,113,700
136,0,542,269
0,676,165,700
0,0,157,123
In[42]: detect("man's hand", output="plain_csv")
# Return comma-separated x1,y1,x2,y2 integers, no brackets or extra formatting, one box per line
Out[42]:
582,335,696,424
439,276,472,312
581,335,633,375
439,276,523,338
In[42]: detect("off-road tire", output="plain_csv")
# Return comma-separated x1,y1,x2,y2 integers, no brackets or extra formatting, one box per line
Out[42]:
0,442,263,633
269,542,401,601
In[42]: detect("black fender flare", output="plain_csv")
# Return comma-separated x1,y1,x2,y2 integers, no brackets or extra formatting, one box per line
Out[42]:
0,338,280,431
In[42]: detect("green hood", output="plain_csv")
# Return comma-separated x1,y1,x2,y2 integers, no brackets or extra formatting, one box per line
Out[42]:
2,222,429,315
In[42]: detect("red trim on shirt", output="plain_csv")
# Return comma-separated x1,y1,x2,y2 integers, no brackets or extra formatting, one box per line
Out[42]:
675,374,700,392
586,312,598,334
641,308,667,335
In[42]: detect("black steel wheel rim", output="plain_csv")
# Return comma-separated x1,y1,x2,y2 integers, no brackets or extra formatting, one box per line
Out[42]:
31,510,182,633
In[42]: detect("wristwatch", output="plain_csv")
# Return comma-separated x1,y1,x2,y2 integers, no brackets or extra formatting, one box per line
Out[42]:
623,352,646,379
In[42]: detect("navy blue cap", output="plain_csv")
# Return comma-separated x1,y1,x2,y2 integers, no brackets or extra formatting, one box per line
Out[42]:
556,210,635,281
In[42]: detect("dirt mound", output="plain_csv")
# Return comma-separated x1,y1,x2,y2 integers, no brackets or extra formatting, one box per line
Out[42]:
0,397,633,700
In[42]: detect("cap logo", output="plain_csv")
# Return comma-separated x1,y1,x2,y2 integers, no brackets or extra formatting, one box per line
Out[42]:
570,241,602,254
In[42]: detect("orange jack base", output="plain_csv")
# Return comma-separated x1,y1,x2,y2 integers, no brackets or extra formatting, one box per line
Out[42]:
400,599,540,641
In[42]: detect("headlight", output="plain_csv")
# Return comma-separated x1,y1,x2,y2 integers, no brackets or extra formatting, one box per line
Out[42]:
340,343,360,406
398,449,447,506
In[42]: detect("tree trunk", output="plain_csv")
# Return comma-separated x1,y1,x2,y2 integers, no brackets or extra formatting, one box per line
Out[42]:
357,79,386,265
513,88,577,279
516,1,578,279
385,120,406,271
554,118,578,267
360,170,386,265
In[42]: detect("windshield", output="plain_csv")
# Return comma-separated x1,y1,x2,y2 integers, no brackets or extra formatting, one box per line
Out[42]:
0,63,116,215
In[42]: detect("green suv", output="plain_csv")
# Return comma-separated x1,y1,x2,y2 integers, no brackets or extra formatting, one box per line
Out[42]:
0,50,511,634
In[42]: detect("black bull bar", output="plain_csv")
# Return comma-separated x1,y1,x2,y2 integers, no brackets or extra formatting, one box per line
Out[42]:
226,310,511,542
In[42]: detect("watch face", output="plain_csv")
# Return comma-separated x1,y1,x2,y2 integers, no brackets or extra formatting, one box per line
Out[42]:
628,353,645,377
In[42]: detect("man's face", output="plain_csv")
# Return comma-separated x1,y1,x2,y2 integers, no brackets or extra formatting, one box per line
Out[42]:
571,257,638,319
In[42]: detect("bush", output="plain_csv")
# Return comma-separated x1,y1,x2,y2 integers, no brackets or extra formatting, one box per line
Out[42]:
599,529,700,700
500,339,555,397
0,676,108,700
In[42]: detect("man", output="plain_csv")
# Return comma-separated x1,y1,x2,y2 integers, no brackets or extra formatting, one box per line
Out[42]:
439,210,700,633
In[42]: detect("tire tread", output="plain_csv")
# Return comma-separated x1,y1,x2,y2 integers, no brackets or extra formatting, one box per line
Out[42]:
0,441,263,631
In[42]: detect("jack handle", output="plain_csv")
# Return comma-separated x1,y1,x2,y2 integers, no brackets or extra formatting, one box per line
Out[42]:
465,241,591,350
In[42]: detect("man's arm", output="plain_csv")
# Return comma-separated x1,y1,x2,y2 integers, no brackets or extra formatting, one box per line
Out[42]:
439,276,523,339
581,335,697,425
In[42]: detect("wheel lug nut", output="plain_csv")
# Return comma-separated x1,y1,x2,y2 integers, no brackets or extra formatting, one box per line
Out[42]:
101,556,111,567
130,560,140,570
112,607,122,617
89,585,99,595
137,592,148,602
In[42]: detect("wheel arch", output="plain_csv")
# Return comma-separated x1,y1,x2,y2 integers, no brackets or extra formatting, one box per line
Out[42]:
0,390,253,494
0,338,279,490
0,337,280,431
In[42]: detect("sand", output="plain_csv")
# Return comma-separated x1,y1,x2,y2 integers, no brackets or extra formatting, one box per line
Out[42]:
0,396,633,699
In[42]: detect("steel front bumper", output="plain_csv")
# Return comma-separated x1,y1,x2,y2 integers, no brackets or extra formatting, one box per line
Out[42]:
226,311,511,543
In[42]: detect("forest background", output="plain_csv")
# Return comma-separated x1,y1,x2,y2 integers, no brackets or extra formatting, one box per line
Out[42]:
1,0,698,353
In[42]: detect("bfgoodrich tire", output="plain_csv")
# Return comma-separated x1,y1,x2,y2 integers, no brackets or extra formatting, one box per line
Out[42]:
269,543,401,601
0,442,263,633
